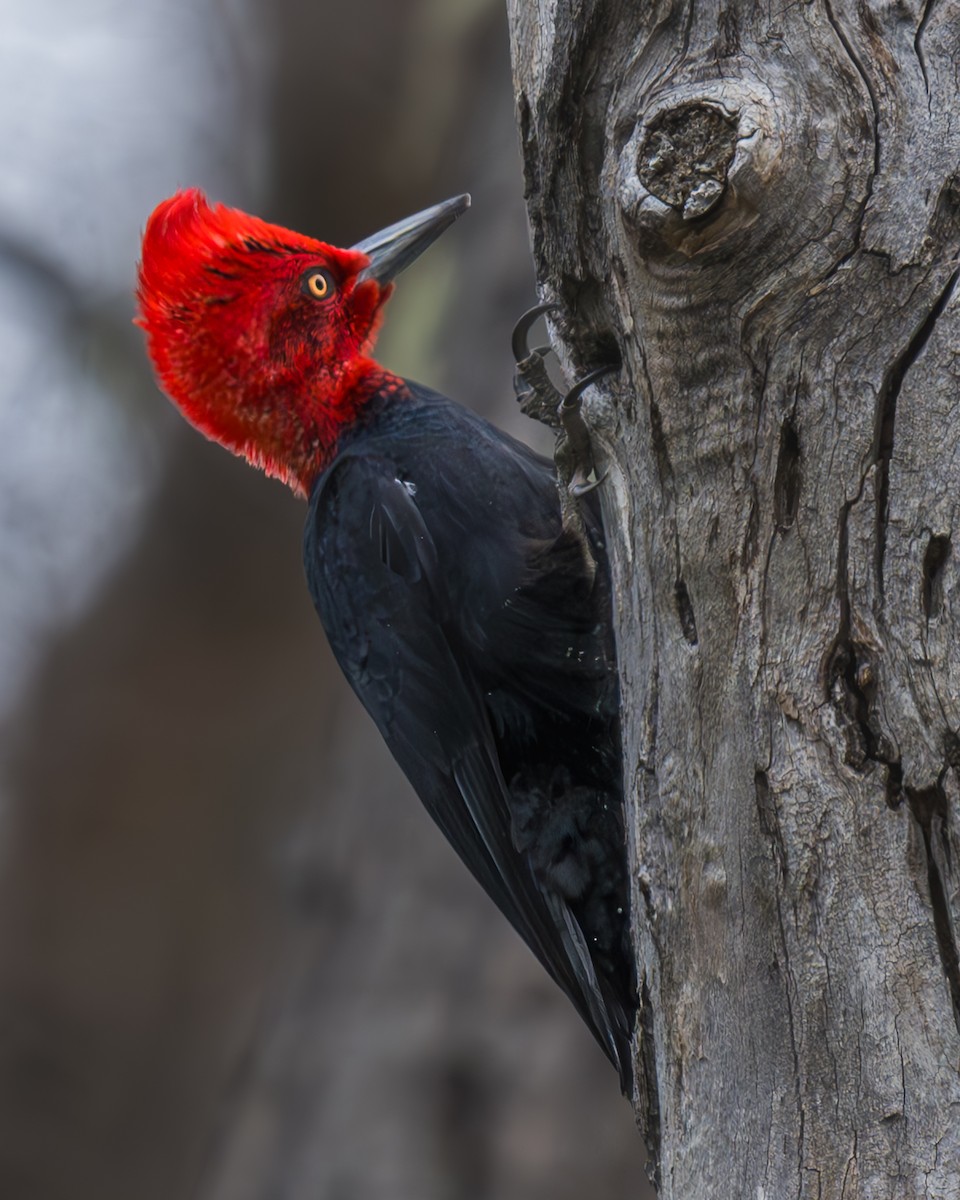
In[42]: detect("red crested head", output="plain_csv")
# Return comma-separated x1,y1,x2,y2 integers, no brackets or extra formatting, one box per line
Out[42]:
136,189,395,495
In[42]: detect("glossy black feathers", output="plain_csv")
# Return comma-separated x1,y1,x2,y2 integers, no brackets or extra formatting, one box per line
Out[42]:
302,381,635,1088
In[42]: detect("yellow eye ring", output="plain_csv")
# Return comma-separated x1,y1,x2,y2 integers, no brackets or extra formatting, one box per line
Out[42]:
304,270,333,300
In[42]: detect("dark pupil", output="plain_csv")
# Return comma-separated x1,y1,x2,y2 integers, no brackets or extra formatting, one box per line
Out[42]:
313,274,326,293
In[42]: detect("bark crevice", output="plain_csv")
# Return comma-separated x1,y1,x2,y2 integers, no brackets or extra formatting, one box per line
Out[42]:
829,491,876,768
637,976,662,1189
774,417,801,532
914,0,939,96
673,578,698,646
873,269,960,602
822,0,881,179
921,533,951,620
755,768,805,1199
905,781,960,1032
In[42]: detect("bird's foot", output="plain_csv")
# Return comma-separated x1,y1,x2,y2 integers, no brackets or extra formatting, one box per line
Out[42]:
512,303,564,427
512,303,617,504
557,365,617,497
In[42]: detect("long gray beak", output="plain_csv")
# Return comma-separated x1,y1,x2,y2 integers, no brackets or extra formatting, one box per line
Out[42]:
352,194,470,285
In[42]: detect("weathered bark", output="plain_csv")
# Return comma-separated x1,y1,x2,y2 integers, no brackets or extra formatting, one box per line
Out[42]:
508,1,960,1195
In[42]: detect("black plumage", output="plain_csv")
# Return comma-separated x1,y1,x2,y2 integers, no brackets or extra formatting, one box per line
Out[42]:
303,380,636,1089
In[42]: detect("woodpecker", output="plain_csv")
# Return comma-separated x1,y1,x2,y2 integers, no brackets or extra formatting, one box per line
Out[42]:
137,190,635,1089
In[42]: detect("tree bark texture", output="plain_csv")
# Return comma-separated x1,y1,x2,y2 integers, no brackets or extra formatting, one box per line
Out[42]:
508,1,960,1196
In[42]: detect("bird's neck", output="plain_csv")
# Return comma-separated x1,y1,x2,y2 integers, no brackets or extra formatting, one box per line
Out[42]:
260,356,408,496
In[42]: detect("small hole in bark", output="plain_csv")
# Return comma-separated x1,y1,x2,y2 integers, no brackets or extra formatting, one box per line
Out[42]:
886,761,904,809
754,769,771,816
557,277,623,369
946,731,960,772
675,578,698,645
921,534,951,619
774,418,801,529
939,171,960,216
518,92,532,151
590,332,623,370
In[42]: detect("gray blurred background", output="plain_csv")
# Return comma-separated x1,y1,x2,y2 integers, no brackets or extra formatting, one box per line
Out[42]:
0,2,648,1197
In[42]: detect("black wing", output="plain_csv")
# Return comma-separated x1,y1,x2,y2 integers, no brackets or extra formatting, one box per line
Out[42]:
303,452,623,1069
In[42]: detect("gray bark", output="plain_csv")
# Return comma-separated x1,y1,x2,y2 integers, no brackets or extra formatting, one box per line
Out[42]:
508,1,960,1196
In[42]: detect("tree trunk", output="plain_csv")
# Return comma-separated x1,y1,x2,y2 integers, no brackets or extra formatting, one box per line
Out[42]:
508,2,960,1195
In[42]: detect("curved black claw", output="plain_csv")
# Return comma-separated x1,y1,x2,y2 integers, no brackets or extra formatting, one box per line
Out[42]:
513,303,564,426
512,301,558,364
569,466,610,498
558,364,618,497
559,365,618,413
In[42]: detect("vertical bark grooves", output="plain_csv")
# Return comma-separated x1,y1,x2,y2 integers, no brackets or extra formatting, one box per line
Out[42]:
873,269,960,601
906,782,960,1031
509,0,960,1194
822,0,881,179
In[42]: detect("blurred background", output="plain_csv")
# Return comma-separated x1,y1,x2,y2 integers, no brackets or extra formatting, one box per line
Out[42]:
0,2,649,1197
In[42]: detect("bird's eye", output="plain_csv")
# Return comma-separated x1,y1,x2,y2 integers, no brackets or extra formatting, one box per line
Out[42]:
303,269,334,300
